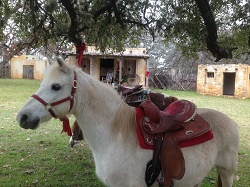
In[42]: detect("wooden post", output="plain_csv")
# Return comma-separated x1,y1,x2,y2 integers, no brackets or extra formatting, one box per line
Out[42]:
89,57,93,76
118,58,123,84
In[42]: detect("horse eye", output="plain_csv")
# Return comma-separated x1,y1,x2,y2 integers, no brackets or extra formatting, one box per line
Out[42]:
51,84,61,91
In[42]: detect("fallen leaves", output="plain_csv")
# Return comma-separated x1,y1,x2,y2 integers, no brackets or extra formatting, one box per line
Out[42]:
32,179,39,184
234,175,240,181
3,164,11,169
24,169,34,174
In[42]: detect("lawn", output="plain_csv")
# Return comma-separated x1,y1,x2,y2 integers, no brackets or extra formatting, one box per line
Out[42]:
0,79,249,187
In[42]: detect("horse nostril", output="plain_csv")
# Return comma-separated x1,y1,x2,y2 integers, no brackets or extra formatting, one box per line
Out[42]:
20,114,29,124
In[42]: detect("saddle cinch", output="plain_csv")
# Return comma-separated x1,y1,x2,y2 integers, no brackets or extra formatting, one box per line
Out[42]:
139,99,211,187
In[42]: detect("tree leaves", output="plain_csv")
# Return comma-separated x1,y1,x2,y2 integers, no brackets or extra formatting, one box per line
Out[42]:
0,0,249,61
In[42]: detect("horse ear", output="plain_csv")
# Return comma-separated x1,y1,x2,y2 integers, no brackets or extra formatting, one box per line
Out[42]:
56,57,70,73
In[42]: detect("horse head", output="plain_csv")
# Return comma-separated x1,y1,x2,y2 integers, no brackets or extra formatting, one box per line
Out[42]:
16,57,77,130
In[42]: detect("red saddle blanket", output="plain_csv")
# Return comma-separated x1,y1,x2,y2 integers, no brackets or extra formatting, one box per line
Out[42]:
135,108,214,150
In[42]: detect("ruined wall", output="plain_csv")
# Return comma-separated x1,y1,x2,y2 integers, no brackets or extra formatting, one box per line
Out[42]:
197,64,250,99
92,57,100,80
11,55,48,80
136,59,146,87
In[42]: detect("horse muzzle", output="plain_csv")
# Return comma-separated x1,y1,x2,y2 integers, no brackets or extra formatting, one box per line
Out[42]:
17,113,40,130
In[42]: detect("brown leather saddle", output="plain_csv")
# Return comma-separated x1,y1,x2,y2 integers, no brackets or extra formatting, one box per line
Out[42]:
139,99,211,187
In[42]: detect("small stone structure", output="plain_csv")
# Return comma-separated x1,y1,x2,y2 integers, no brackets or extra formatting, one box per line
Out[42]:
197,64,250,99
11,55,48,80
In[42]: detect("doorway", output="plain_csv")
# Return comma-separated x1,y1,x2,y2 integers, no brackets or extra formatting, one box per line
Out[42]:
223,72,236,96
124,59,136,75
23,65,34,79
100,58,114,82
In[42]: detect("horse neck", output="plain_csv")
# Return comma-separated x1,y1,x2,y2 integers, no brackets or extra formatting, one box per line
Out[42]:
72,70,123,152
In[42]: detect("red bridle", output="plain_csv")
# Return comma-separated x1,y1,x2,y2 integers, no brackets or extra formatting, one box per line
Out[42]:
31,70,77,136
32,70,77,118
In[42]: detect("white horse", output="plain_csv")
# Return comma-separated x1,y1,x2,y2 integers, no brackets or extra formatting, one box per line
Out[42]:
16,58,239,187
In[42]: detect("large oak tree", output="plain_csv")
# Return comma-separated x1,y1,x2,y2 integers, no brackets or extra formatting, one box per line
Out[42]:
0,0,249,62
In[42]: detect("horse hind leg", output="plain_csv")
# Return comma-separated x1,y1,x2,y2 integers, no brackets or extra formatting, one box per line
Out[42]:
216,167,235,187
215,133,238,187
191,175,223,187
216,150,238,187
193,172,232,187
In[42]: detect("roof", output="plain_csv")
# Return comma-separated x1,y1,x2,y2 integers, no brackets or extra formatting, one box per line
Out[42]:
63,46,149,59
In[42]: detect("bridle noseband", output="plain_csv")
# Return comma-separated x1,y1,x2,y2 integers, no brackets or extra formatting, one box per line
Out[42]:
32,70,77,119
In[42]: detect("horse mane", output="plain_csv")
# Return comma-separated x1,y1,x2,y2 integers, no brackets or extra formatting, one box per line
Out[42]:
47,63,138,145
110,93,178,144
111,102,138,145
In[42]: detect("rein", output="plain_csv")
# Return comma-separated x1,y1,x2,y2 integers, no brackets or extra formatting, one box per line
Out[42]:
31,70,77,136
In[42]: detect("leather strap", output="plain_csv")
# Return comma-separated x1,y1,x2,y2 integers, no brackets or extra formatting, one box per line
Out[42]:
32,70,77,118
32,94,58,118
160,133,185,187
145,134,164,186
152,134,164,173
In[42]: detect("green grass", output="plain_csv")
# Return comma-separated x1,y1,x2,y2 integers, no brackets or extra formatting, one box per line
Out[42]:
0,79,104,187
0,79,249,186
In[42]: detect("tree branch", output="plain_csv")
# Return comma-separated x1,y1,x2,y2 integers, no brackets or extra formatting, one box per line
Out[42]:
60,0,83,46
195,0,237,62
93,2,112,19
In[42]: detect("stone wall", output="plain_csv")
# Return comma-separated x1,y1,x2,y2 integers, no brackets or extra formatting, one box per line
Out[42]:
66,56,147,86
197,64,250,99
11,55,48,80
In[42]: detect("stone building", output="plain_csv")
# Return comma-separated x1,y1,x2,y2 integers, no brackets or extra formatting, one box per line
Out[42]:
10,55,48,80
65,46,149,86
197,64,250,99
